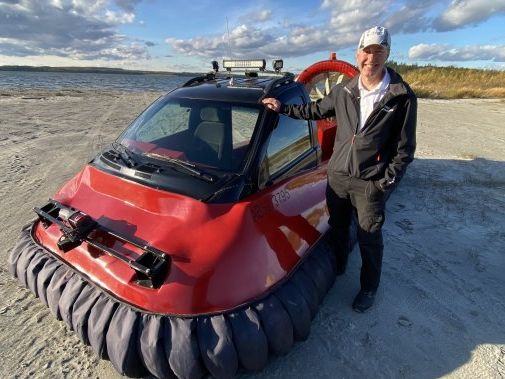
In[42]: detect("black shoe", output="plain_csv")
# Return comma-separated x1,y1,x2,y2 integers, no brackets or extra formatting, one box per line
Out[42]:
352,290,376,313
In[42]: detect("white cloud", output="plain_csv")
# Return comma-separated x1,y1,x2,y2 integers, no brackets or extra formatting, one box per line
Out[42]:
434,0,505,31
0,0,146,61
409,43,505,62
324,0,390,33
236,9,272,26
68,0,109,17
0,51,154,69
243,9,272,23
50,0,64,9
167,24,275,58
105,9,135,24
384,0,439,33
256,9,272,22
409,43,449,59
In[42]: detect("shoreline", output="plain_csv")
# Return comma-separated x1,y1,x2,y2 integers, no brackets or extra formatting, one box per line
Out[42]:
0,88,165,98
2,87,504,100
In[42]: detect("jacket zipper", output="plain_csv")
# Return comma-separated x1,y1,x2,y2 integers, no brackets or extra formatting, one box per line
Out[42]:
343,87,360,174
344,133,356,173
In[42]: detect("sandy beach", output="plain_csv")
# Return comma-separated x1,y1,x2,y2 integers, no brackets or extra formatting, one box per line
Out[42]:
0,90,504,378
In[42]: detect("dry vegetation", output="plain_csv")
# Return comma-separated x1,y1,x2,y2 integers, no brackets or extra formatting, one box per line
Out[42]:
388,62,505,99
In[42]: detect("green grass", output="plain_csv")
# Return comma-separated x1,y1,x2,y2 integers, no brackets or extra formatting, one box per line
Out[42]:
388,62,505,99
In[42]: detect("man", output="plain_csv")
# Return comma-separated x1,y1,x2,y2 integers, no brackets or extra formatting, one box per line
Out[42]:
262,26,417,312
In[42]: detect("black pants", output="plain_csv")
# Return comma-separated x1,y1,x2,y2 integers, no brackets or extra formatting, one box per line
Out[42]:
326,174,386,292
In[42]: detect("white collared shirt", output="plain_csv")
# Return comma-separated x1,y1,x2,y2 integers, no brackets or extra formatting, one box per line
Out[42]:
358,70,390,130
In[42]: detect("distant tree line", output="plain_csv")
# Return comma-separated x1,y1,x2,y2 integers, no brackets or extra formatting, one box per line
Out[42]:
387,61,503,75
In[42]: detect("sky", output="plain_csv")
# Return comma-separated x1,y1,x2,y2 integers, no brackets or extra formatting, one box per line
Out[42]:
1,0,505,73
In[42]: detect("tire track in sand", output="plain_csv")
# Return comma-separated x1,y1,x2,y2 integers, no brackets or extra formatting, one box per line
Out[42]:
497,346,505,378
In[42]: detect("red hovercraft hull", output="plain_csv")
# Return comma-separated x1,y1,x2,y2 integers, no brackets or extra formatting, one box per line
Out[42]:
36,164,329,315
8,58,359,379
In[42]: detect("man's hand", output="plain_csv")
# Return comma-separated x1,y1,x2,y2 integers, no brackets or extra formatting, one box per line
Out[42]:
262,98,281,112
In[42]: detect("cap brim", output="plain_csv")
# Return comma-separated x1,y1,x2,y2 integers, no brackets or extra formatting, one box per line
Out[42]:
359,43,389,50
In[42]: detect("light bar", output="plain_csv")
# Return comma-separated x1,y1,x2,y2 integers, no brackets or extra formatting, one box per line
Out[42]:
222,59,266,71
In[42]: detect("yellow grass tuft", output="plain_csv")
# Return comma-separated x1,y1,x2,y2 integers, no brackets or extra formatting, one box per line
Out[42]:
387,63,505,99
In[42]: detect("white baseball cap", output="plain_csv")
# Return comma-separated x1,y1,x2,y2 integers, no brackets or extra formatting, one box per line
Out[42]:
358,26,391,50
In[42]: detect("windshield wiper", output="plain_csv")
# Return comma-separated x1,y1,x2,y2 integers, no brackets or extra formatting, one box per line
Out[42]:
111,142,137,168
143,152,216,183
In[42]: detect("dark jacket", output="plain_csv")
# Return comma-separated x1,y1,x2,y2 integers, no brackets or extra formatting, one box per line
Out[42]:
282,67,417,190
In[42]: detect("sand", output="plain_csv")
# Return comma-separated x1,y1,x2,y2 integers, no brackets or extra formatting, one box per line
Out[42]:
0,90,504,378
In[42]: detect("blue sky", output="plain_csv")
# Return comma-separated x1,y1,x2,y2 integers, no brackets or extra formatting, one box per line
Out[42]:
1,0,505,72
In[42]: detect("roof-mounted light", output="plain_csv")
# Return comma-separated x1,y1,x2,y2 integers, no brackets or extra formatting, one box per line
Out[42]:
272,59,283,73
222,59,266,71
211,60,219,72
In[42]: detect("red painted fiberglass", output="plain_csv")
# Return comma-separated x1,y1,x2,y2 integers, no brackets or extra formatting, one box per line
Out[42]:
34,164,329,315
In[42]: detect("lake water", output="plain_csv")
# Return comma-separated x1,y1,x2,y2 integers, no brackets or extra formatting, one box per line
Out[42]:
0,70,196,92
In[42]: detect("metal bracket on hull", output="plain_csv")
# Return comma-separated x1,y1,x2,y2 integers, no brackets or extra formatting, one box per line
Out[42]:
34,199,170,288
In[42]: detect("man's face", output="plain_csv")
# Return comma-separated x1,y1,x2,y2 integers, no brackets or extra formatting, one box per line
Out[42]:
356,45,389,82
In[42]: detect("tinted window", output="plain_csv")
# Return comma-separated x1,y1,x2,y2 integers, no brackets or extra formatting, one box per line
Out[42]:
265,94,311,175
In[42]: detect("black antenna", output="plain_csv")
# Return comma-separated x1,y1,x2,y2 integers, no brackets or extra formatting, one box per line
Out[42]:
226,17,232,58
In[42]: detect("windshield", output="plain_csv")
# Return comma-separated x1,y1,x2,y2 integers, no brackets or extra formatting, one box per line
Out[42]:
117,95,261,172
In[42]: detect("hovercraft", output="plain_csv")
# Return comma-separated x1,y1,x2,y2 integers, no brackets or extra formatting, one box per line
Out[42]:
8,57,358,379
